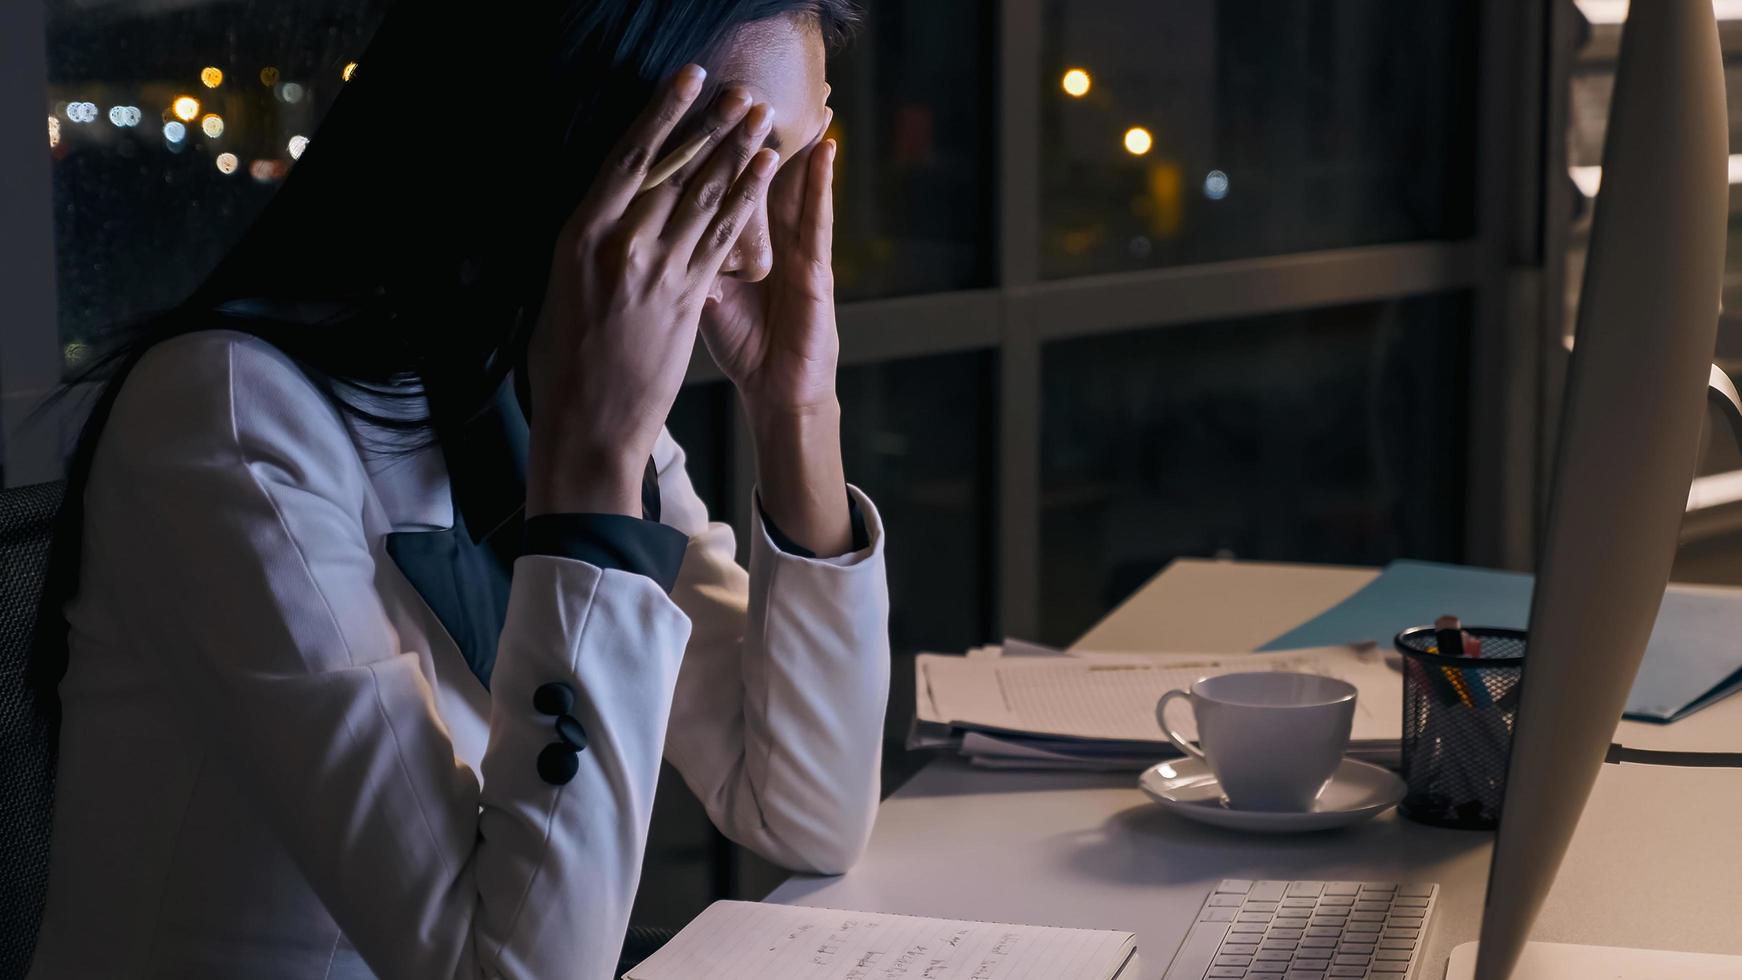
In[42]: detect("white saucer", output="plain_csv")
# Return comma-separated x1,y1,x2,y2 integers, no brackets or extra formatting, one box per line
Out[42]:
1138,757,1406,833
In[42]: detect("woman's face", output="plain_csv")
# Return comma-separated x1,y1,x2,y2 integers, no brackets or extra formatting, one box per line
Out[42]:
693,16,831,293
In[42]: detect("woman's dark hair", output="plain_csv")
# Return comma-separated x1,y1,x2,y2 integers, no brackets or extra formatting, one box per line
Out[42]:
33,0,859,700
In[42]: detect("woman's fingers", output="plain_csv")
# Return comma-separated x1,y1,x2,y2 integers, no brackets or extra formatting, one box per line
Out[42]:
579,64,707,220
664,103,775,252
691,148,781,276
799,138,837,277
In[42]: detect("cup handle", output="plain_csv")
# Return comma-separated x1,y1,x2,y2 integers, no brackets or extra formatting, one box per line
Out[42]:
1155,689,1206,760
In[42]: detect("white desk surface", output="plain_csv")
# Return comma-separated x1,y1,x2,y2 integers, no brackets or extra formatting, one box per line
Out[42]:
768,559,1742,979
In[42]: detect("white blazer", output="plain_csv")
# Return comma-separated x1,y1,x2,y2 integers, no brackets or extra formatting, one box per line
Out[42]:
29,331,891,980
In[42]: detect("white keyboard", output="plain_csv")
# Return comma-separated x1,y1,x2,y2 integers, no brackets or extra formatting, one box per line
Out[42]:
1161,879,1439,979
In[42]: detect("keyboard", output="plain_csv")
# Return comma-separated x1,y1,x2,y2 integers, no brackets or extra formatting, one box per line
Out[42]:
1160,879,1439,979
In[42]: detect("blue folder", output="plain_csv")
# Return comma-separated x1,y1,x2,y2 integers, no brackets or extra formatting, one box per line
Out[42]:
1258,560,1742,723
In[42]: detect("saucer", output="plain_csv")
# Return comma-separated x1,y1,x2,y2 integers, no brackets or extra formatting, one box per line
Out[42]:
1137,757,1406,833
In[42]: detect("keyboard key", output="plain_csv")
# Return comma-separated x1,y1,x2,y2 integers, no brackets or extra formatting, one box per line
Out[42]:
1398,884,1434,897
1206,968,1245,978
1284,972,1328,980
1282,897,1318,908
1337,943,1374,955
1350,912,1385,922
1218,880,1254,894
1389,908,1425,919
1247,964,1287,974
1381,928,1419,939
1379,939,1416,950
1299,937,1338,949
1250,882,1290,901
1317,895,1355,907
1202,907,1238,922
1305,927,1342,938
1266,929,1304,941
1210,894,1245,907
1238,912,1275,923
1213,955,1252,968
1288,882,1324,897
1231,923,1269,934
1353,901,1389,912
1256,951,1293,962
1323,882,1362,896
1332,954,1370,966
1361,883,1398,893
1246,901,1280,913
1375,949,1413,960
1391,897,1429,908
1371,962,1409,973
1327,967,1365,977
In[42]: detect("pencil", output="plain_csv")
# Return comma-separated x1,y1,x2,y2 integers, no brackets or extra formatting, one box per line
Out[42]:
637,131,712,196
1435,615,1477,708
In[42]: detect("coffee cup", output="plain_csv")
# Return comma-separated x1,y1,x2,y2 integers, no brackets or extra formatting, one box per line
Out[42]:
1154,671,1357,812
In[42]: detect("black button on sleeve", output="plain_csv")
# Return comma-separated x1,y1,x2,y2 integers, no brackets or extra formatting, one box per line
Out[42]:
554,715,588,752
537,742,580,785
533,681,575,716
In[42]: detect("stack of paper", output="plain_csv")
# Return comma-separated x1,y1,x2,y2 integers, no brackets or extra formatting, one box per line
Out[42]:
911,641,1404,771
625,900,1138,980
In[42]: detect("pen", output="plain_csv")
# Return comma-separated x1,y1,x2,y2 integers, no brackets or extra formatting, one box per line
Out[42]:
636,130,713,197
1436,615,1489,708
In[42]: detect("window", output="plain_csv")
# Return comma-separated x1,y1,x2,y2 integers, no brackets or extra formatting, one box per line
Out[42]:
1038,0,1477,279
1038,294,1469,645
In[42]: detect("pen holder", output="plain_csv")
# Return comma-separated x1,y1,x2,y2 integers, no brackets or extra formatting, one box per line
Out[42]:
1393,626,1527,830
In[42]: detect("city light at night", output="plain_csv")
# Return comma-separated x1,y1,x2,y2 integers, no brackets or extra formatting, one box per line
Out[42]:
200,66,224,88
172,96,201,122
162,120,186,143
1123,126,1153,156
1061,68,1092,98
342,61,359,81
201,114,225,138
48,116,60,148
288,135,309,159
215,152,239,174
260,67,280,86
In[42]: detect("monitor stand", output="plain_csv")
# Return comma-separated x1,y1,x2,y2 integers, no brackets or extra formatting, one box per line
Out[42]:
1446,942,1742,979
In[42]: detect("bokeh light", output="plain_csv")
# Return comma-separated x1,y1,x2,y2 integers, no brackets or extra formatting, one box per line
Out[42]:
172,96,201,122
279,82,305,104
215,152,239,174
47,116,60,148
1123,126,1154,156
66,102,98,124
200,66,224,88
342,61,359,82
259,66,280,86
163,120,186,143
287,135,309,160
1061,68,1092,98
201,114,224,138
1203,169,1230,200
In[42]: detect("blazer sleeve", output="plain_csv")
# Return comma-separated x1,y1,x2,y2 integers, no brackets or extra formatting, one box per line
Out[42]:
86,333,687,980
652,429,891,875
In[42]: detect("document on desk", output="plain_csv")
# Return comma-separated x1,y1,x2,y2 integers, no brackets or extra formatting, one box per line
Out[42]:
623,900,1138,980
916,644,1401,746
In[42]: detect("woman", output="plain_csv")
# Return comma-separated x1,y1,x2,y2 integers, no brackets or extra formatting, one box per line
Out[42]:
28,1,888,977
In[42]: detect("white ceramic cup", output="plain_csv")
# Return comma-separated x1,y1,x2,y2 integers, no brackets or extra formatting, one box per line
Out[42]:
1154,672,1358,812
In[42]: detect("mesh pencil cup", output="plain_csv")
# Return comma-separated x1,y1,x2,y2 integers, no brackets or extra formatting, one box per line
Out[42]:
1392,626,1527,830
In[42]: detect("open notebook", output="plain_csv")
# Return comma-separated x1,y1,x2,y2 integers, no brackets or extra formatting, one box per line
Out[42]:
623,901,1138,980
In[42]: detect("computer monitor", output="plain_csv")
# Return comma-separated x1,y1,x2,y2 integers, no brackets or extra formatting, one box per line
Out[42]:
1470,2,1729,977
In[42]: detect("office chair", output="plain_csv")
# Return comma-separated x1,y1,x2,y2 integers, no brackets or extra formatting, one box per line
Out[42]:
0,480,64,980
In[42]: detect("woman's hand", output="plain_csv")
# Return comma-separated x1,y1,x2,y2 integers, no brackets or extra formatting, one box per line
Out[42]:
699,120,839,417
701,127,855,556
527,66,780,518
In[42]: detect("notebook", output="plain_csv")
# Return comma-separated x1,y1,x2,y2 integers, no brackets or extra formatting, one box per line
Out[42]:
623,901,1138,980
1259,559,1742,722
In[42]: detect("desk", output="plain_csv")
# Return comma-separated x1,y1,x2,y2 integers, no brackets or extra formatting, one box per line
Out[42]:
768,559,1742,978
